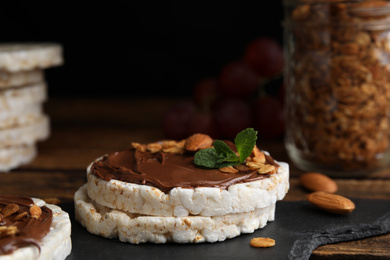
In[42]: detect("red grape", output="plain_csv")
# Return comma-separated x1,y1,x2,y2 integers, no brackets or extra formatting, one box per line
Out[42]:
192,77,219,107
244,37,284,78
212,97,253,139
162,100,196,139
251,95,285,140
187,110,220,138
218,61,260,98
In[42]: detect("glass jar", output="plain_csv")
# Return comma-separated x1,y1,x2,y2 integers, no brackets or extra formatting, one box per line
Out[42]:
283,0,390,176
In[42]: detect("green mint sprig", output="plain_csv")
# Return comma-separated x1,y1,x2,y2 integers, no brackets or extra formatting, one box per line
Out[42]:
194,128,258,169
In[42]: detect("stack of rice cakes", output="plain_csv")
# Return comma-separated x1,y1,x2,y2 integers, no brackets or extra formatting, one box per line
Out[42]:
0,43,63,172
75,146,289,244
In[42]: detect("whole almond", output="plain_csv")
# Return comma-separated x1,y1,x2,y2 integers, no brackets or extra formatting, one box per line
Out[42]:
306,191,355,214
299,172,338,193
185,133,213,151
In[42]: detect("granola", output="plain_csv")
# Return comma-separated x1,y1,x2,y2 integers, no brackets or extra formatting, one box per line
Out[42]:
284,0,390,173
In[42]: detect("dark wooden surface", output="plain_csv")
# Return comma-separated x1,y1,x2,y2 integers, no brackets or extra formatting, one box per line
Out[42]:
1,98,390,259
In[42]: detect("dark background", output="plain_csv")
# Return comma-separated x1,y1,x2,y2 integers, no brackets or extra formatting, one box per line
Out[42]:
1,1,284,98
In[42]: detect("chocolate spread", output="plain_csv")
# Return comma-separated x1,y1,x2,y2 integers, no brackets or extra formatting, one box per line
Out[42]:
0,195,53,255
91,142,278,193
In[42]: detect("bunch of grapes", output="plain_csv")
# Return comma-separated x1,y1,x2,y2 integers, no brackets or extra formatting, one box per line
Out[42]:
162,36,285,141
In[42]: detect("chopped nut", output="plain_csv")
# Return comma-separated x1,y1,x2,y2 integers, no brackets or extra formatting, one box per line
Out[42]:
252,145,266,164
0,226,18,237
250,237,275,248
176,140,186,149
131,142,146,152
43,197,61,205
1,203,19,218
13,212,28,221
30,204,42,219
246,161,264,171
257,164,276,174
161,140,186,154
234,164,249,171
162,146,185,154
219,166,239,174
161,140,178,149
246,161,275,174
146,143,162,153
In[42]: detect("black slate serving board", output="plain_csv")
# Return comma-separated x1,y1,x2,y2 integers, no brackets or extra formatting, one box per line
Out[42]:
63,199,390,260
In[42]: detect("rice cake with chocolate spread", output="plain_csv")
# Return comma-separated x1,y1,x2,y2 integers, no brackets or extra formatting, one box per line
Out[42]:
75,133,289,244
0,195,71,260
86,150,289,217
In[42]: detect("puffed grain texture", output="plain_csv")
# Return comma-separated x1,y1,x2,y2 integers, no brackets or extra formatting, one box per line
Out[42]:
0,43,63,72
0,145,36,172
0,82,46,111
0,104,43,130
75,184,276,244
0,70,44,88
87,158,289,217
0,114,49,148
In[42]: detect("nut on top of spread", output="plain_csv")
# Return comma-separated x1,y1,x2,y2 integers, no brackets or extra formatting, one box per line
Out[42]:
90,129,279,193
0,195,53,255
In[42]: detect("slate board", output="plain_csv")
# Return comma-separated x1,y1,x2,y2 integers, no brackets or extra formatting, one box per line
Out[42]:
63,199,390,260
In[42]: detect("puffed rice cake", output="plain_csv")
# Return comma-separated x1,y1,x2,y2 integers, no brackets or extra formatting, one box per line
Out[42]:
0,82,46,111
0,114,49,149
86,160,289,217
0,43,63,72
0,103,43,130
76,184,276,244
0,70,44,89
0,43,62,172
75,149,289,244
0,145,36,172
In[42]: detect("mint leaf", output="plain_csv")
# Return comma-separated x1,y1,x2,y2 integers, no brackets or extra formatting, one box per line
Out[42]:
214,140,239,159
193,128,258,169
234,128,257,163
194,148,237,168
194,148,222,168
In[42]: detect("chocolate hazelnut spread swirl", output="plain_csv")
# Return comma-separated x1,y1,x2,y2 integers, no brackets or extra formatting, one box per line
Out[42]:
0,195,53,255
91,141,278,193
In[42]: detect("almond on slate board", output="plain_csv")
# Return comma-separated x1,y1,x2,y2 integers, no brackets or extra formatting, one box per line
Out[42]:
299,172,338,193
306,191,355,214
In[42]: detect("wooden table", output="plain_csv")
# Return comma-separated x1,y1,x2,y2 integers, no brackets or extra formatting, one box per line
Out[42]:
2,98,390,259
